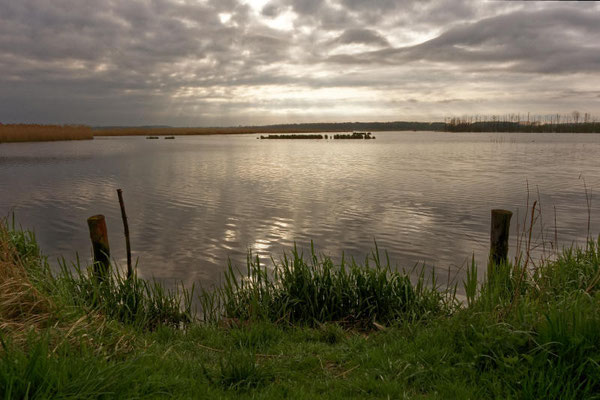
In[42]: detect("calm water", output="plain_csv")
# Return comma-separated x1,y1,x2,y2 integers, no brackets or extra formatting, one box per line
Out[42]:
1,131,599,289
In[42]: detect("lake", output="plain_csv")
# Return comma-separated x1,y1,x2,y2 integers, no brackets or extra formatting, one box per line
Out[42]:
1,131,599,290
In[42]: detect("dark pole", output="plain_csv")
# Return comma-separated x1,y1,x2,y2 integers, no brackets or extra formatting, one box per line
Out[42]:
87,214,110,280
490,209,512,266
117,189,133,279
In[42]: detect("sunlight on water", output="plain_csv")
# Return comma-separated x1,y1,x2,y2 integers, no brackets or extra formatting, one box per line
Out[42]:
1,131,599,290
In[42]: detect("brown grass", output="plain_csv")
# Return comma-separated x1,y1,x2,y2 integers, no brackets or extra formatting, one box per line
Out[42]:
0,224,54,338
0,223,136,353
0,124,94,143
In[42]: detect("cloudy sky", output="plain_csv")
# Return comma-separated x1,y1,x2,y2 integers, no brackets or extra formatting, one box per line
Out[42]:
1,0,599,126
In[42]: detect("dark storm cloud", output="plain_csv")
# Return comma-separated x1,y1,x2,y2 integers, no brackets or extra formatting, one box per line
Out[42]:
287,0,322,15
0,0,599,125
331,29,390,48
261,3,281,17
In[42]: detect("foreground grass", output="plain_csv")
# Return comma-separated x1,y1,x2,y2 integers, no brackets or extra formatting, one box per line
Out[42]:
1,221,599,399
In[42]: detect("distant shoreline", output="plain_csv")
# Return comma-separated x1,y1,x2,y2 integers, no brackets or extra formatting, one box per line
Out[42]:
93,119,600,136
2,119,600,143
93,121,444,137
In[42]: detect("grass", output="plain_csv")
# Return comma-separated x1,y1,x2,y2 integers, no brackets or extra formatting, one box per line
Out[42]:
0,124,93,143
57,258,193,330
1,218,599,399
199,244,446,328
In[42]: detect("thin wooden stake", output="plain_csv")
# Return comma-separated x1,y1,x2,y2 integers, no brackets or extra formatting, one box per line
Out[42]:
490,209,512,266
87,214,110,281
117,189,133,278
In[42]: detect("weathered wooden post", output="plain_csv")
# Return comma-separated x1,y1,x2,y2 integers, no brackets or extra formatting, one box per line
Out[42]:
490,209,512,265
117,189,133,279
87,214,110,280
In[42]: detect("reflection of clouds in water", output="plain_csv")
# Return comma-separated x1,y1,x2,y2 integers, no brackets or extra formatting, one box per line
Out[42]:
1,132,600,295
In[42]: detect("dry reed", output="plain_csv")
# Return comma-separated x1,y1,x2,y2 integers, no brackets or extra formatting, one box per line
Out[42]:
0,124,93,143
0,224,54,338
0,223,134,354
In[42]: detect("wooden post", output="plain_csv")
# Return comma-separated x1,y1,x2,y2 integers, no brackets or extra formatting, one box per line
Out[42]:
87,214,110,280
117,189,133,278
490,209,512,265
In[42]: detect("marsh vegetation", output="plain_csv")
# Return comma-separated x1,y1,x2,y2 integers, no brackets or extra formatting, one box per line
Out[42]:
259,134,325,139
333,132,374,139
259,132,374,140
1,217,599,399
0,124,93,143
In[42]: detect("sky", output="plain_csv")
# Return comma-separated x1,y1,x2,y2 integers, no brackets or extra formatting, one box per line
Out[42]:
1,0,599,126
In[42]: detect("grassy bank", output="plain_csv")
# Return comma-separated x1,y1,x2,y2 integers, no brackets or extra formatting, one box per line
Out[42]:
0,124,94,143
1,221,599,399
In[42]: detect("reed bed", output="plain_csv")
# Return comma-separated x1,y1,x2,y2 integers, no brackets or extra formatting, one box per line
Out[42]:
333,132,374,139
259,134,324,139
0,124,93,143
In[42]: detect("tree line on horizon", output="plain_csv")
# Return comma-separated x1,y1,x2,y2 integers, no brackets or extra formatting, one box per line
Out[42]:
98,115,598,134
444,111,600,133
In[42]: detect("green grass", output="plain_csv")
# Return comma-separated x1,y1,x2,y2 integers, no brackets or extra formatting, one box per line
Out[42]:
56,259,193,330
199,243,447,328
1,220,600,399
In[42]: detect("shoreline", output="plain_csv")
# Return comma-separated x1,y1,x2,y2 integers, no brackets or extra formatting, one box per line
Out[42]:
1,219,599,398
2,120,600,143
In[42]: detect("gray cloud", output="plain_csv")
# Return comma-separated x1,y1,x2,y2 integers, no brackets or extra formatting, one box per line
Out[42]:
326,7,600,74
332,29,390,48
0,0,598,125
261,3,281,17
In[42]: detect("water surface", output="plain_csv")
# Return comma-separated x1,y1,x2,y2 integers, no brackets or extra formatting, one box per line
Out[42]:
1,131,599,289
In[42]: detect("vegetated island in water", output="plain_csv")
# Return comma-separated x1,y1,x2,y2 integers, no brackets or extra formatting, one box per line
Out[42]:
333,131,374,139
259,132,375,140
2,218,600,398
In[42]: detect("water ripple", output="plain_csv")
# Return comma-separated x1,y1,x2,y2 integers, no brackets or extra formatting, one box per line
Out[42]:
1,131,599,292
